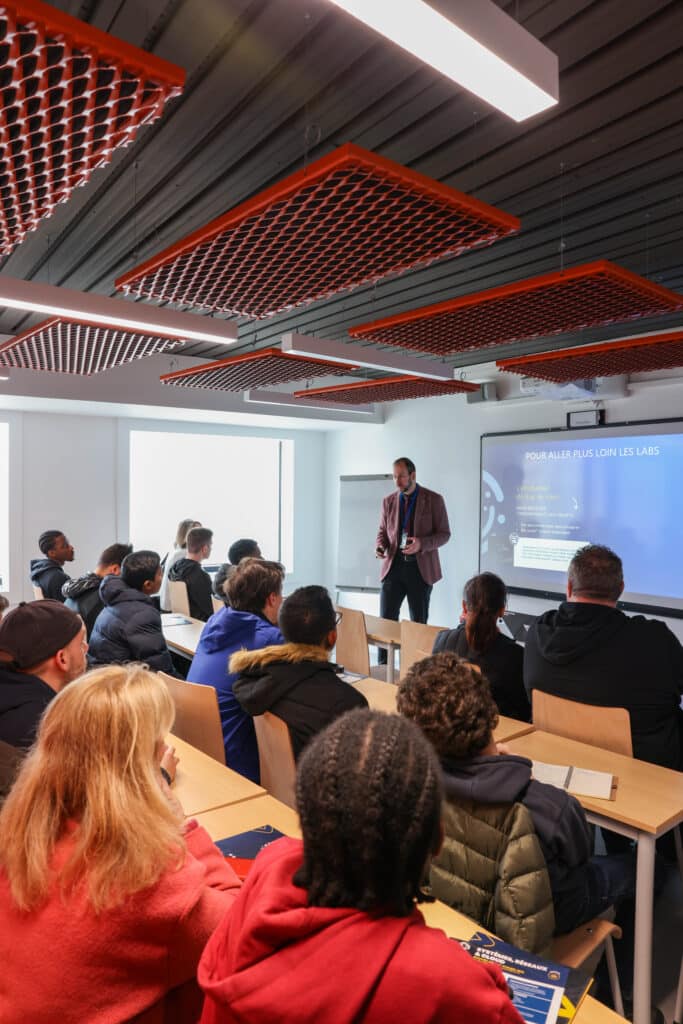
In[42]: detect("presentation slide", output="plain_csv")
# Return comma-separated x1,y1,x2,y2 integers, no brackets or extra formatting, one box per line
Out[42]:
480,421,683,612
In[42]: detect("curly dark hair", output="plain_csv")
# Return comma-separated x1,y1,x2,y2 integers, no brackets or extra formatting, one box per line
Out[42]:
397,652,499,759
294,708,442,916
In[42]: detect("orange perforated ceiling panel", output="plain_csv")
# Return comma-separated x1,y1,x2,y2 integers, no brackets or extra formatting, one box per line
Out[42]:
0,317,185,374
160,348,357,391
497,330,683,382
115,143,520,319
0,0,184,254
293,376,479,405
350,262,683,356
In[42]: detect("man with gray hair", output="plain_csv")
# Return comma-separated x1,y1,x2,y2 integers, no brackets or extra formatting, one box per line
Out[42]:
524,544,683,771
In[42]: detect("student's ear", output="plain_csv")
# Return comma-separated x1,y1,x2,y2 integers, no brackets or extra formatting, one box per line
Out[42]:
111,565,122,576
566,579,573,600
327,628,337,649
461,600,467,617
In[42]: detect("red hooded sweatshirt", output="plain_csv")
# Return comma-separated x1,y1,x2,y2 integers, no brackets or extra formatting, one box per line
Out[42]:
199,837,524,1024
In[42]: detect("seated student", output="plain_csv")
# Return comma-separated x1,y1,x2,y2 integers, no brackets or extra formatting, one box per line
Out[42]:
198,708,523,1024
0,600,87,749
228,538,261,565
232,586,368,758
212,563,234,605
433,572,530,721
62,542,133,637
397,653,638,944
169,527,215,621
89,550,178,676
29,530,75,601
0,664,241,1024
159,518,202,612
187,558,284,782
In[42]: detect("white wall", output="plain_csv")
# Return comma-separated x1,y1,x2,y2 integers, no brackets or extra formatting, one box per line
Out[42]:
323,379,683,641
3,409,327,604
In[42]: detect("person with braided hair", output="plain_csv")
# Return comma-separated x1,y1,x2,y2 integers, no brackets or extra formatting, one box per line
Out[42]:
433,571,530,721
198,709,523,1024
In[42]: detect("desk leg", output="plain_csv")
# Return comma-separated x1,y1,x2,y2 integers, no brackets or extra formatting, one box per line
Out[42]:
633,832,655,1024
386,644,395,685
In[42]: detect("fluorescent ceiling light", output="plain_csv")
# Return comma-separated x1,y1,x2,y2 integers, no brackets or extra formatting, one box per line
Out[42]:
245,389,375,416
281,332,454,381
327,0,558,122
0,276,238,346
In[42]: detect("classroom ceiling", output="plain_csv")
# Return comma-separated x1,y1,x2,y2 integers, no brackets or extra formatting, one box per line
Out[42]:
0,0,681,378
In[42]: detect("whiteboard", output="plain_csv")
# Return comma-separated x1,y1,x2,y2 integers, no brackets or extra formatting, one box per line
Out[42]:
336,474,393,591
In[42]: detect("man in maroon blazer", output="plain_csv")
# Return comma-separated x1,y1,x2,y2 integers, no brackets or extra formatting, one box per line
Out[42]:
375,458,451,640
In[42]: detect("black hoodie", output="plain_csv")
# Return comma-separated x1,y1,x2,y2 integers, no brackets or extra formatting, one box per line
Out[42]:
168,558,213,621
29,558,70,602
0,663,55,748
524,601,683,769
232,643,368,759
62,572,104,637
433,624,530,721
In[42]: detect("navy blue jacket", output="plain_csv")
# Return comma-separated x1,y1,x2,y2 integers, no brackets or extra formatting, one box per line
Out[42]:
29,558,70,602
88,575,177,675
187,606,283,782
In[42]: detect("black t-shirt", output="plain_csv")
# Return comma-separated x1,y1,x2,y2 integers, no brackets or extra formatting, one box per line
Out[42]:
433,624,531,722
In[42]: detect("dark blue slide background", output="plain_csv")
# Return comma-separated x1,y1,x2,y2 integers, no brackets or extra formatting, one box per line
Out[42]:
480,431,683,603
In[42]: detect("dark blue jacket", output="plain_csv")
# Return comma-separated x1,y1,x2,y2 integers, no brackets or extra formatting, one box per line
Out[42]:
88,575,176,675
29,558,70,602
187,606,283,782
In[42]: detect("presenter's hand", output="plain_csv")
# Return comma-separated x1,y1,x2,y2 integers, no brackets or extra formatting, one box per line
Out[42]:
375,547,385,559
403,537,422,555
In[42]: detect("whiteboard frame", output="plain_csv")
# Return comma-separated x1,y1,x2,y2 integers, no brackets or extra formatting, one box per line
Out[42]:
336,473,393,593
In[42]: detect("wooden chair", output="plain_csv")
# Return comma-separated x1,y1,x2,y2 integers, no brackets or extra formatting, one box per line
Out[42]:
552,919,624,1016
335,606,371,676
32,585,44,600
158,672,225,765
253,712,296,809
399,620,442,680
211,595,223,614
532,691,633,755
168,580,190,616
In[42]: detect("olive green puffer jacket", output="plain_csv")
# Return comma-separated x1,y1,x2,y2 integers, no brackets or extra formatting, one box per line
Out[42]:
430,797,555,955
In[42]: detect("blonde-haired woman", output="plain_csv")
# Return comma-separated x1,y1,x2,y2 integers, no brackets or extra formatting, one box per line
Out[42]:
0,664,240,1023
160,518,202,611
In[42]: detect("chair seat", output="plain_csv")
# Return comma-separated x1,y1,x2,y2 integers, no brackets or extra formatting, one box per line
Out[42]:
551,917,622,969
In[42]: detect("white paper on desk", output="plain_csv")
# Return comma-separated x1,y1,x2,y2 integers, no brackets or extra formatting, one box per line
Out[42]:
337,670,364,683
532,761,613,800
161,614,191,626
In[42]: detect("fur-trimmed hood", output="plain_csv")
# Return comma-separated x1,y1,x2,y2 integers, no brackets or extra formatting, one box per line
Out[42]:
230,642,330,674
232,643,341,720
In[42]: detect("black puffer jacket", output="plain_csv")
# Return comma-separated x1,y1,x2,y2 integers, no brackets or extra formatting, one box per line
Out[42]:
29,558,70,602
62,573,105,637
0,664,55,748
88,575,177,675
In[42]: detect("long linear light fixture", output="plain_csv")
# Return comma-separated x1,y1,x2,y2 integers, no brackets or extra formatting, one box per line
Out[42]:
281,332,454,381
0,277,237,346
327,0,558,122
245,390,376,416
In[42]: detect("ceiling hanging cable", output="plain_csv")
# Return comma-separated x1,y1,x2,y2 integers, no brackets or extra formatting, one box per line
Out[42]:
558,160,566,273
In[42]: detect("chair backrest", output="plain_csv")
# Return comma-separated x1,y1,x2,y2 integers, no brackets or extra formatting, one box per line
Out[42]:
532,691,633,757
399,620,442,679
253,712,296,808
168,580,190,616
211,595,224,614
158,672,226,764
32,585,44,600
334,607,370,676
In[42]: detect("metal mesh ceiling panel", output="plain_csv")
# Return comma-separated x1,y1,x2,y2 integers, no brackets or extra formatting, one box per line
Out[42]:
497,330,683,382
0,317,185,374
0,0,184,254
116,143,520,319
293,375,479,404
349,261,683,356
160,348,357,391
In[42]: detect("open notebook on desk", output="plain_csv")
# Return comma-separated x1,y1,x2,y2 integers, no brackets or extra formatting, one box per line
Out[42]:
532,761,617,800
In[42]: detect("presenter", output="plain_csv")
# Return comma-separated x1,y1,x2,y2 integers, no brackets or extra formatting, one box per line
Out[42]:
375,457,451,637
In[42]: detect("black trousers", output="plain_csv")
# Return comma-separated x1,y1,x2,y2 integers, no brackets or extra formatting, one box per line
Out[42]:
378,557,432,663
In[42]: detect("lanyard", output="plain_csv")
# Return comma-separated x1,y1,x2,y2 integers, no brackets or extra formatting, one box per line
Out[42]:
400,486,419,533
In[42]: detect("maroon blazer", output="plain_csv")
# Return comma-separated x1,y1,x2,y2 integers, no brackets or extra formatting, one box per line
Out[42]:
376,485,451,585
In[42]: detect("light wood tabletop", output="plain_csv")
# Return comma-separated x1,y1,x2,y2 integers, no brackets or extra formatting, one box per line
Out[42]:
162,614,204,658
195,793,302,839
494,715,536,744
170,734,265,816
507,729,683,835
364,613,401,645
421,901,627,1024
352,675,398,712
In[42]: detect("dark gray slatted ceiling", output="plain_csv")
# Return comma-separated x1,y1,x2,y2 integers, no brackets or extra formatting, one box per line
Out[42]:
1,0,681,373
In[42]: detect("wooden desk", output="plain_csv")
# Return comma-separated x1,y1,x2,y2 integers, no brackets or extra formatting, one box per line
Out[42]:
421,901,627,1024
364,614,401,683
162,614,204,659
352,675,398,713
494,716,536,744
507,729,683,1024
195,793,301,839
170,734,264,816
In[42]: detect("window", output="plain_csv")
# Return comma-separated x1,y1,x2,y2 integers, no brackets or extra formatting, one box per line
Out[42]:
129,430,294,570
0,422,8,591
